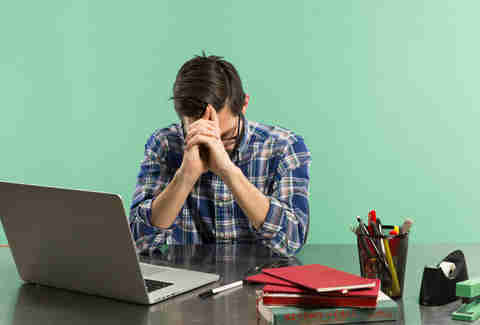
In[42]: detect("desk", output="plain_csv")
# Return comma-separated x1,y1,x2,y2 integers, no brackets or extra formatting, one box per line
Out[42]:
1,243,480,325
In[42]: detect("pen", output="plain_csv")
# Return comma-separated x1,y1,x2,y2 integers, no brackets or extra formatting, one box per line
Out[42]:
357,228,374,259
356,217,390,272
376,217,386,254
356,216,370,236
198,280,244,298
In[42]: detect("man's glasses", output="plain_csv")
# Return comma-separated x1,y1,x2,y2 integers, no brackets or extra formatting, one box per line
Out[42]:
221,115,241,142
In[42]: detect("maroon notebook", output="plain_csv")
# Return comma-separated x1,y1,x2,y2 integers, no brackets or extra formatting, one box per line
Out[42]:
261,279,380,308
245,273,296,286
262,264,376,293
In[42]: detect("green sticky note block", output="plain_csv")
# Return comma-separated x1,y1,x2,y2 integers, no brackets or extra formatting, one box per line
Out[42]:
457,278,480,298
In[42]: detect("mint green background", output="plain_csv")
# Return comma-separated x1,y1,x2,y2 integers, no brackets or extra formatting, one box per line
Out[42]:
1,1,479,245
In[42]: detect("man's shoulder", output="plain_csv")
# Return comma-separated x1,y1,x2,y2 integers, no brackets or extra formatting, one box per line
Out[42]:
248,121,306,148
247,121,311,170
145,123,183,153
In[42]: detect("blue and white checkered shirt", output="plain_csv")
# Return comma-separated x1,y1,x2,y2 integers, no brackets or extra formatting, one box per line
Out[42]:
129,118,312,256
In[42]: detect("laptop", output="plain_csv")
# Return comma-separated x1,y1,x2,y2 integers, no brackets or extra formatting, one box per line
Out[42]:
0,181,220,305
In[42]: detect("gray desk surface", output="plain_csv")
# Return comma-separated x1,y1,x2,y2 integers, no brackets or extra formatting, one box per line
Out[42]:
1,243,479,325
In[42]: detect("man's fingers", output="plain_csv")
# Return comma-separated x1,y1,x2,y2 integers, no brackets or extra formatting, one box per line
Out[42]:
222,139,236,151
203,104,215,121
207,105,220,129
202,105,211,119
186,128,219,143
186,123,218,141
187,118,217,132
222,139,236,145
208,105,218,123
186,124,219,140
186,134,214,150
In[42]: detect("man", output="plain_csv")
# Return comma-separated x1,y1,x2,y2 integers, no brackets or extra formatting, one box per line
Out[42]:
129,53,311,256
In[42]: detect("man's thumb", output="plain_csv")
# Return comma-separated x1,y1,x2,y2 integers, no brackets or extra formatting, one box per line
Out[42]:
203,104,211,119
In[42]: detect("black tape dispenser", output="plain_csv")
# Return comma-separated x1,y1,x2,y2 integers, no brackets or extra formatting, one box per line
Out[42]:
419,250,468,306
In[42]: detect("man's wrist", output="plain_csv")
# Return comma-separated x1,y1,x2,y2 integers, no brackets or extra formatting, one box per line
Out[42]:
219,163,241,183
176,167,200,187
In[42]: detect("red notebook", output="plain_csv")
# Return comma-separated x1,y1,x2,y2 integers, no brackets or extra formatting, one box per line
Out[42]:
261,279,380,308
262,264,376,293
245,273,296,286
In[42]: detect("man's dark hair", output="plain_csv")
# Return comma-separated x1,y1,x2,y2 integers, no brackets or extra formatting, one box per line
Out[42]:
170,51,246,120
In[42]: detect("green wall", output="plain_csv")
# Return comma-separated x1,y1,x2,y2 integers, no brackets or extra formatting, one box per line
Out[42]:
1,1,479,245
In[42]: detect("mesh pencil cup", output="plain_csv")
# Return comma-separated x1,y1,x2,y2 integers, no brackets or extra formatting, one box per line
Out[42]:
356,232,409,298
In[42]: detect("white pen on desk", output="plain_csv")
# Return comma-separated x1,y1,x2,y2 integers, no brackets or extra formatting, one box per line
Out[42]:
198,280,244,298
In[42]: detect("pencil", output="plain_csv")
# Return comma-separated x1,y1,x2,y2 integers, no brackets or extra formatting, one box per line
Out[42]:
383,238,401,296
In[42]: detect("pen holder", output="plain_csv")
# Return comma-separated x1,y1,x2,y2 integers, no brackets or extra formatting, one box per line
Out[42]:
356,232,409,298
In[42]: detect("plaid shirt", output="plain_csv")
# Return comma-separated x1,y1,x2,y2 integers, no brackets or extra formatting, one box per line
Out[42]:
129,118,312,256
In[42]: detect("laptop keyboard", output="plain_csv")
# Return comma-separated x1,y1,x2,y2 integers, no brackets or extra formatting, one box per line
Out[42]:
144,279,173,292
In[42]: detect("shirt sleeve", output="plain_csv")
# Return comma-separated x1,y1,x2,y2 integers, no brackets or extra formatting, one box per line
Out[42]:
129,132,175,251
255,137,312,256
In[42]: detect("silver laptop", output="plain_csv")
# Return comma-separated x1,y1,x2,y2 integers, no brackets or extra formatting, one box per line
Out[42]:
0,181,219,305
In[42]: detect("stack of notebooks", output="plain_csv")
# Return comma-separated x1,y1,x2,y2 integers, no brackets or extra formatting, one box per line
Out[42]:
246,264,399,325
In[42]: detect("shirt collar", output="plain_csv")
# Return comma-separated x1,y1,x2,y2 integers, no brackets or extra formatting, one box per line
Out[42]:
235,114,250,151
234,115,254,164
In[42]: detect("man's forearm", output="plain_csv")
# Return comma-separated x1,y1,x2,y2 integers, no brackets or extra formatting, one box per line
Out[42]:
151,169,197,229
222,166,270,229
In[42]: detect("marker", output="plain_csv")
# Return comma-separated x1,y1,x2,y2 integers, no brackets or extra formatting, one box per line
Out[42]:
400,218,413,234
198,280,243,298
389,226,400,236
368,210,377,236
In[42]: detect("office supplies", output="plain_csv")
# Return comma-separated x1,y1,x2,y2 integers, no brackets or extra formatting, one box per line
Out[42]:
452,278,480,321
262,264,376,293
261,279,380,308
257,290,399,325
419,250,468,306
356,216,390,273
198,280,243,298
356,212,409,298
0,181,219,305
